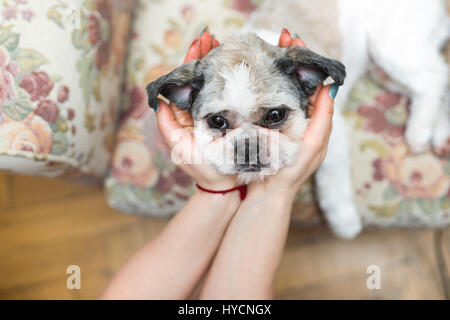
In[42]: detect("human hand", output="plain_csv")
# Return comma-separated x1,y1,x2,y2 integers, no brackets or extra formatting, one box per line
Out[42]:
250,29,336,195
154,29,236,190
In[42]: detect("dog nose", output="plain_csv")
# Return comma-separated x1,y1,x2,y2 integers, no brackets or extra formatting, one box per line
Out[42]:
234,136,263,166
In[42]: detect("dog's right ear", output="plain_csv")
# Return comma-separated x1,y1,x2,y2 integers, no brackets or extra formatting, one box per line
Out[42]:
275,46,346,96
146,60,204,111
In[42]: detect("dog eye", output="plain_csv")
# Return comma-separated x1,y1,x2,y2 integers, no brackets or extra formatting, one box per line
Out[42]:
207,115,229,131
264,108,286,126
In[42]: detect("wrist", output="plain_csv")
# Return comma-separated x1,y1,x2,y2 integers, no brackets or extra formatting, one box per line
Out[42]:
196,183,247,201
194,177,239,192
246,181,297,206
194,187,242,212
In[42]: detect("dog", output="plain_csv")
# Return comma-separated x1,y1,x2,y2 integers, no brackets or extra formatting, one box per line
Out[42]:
147,34,345,180
147,0,449,238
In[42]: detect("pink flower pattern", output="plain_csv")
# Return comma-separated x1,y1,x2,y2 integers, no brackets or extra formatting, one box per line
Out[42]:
21,8,34,21
2,6,17,20
0,46,17,106
0,2,73,160
57,85,69,103
19,71,54,101
34,99,59,123
357,91,407,143
231,0,257,14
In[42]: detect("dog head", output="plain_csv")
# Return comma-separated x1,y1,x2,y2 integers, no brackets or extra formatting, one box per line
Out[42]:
146,33,346,183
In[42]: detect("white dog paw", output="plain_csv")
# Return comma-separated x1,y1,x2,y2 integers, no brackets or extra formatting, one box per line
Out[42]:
327,206,363,239
332,220,363,239
405,124,432,154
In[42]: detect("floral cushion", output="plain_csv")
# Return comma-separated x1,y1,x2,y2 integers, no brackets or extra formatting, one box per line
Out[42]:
0,0,134,178
104,0,448,227
344,70,450,227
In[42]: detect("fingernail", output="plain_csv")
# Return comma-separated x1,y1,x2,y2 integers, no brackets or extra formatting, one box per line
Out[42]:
200,26,208,36
212,37,220,47
153,100,159,112
329,83,339,99
293,33,300,39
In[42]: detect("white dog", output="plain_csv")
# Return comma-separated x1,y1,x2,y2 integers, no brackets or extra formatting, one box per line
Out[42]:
244,0,449,238
147,0,449,238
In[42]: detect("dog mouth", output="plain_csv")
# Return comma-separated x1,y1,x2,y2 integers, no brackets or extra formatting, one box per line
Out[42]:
236,163,270,172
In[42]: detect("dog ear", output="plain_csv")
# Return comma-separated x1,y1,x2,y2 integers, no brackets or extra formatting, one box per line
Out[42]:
275,46,346,96
146,60,204,111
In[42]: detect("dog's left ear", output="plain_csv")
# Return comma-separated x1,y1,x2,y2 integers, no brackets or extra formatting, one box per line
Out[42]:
146,60,204,111
275,46,346,96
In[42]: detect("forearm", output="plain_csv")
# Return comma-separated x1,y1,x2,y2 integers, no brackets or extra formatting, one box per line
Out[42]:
101,190,240,299
200,185,297,299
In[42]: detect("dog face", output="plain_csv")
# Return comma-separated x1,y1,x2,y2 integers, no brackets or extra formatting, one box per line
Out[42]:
146,33,346,183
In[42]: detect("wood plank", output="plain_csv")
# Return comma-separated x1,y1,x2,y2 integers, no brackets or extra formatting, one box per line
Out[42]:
1,173,448,299
0,277,75,300
0,173,14,210
0,215,164,299
0,174,169,299
73,269,111,299
437,228,450,299
0,233,108,291
103,222,149,273
0,218,167,299
274,227,446,299
137,218,168,243
0,191,142,251
275,256,435,299
9,174,92,208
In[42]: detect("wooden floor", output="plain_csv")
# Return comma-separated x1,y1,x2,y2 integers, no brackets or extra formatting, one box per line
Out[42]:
0,173,449,299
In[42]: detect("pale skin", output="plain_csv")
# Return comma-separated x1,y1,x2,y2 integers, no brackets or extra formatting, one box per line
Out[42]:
101,28,335,300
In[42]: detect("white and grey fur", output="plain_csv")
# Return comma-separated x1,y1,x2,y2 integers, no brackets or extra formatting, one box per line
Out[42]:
147,0,449,238
147,34,345,182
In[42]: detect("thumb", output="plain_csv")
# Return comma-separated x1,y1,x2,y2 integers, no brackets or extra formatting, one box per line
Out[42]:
184,39,201,63
155,99,192,149
303,84,336,144
278,28,292,47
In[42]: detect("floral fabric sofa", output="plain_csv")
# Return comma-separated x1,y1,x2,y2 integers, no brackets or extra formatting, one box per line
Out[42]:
0,0,133,177
1,0,449,230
